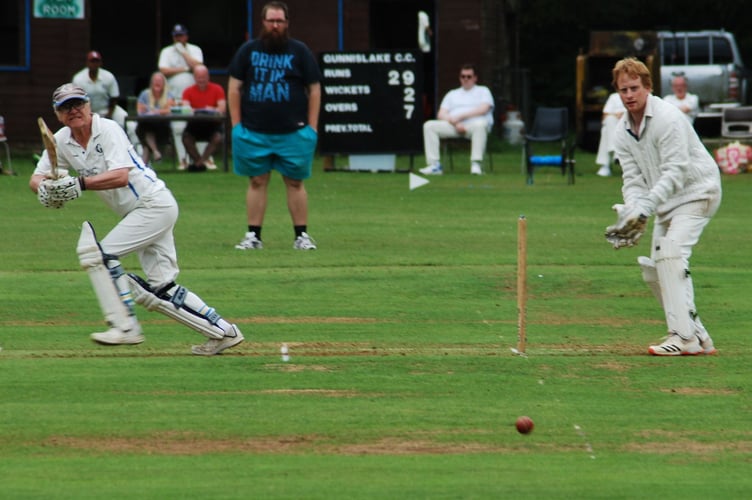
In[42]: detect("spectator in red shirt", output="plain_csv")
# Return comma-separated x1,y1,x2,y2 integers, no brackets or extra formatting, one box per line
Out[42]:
181,64,226,171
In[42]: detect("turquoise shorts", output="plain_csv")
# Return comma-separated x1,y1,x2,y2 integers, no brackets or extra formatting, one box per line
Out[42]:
231,124,317,180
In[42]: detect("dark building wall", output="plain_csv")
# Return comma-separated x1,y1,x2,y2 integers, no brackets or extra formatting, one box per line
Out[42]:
285,0,341,53
1,12,91,144
436,0,483,99
35,19,91,115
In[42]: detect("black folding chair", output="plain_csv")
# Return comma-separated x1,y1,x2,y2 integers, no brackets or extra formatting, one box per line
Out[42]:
524,107,575,185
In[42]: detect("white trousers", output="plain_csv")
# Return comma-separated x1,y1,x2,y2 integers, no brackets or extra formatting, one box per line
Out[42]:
596,114,619,167
423,118,489,165
170,121,188,163
125,121,139,153
99,189,180,289
651,196,721,263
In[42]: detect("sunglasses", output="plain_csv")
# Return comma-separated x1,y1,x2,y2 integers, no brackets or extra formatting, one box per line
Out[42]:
264,19,287,25
460,74,475,79
56,99,88,113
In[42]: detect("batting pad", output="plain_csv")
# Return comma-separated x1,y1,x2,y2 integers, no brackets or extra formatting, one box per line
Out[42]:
638,256,663,307
654,237,694,340
127,274,225,340
77,221,135,332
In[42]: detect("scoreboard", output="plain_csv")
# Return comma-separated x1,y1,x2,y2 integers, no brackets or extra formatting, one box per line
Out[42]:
318,50,424,155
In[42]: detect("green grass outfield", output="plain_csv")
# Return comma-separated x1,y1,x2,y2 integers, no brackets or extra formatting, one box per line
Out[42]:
1,147,751,499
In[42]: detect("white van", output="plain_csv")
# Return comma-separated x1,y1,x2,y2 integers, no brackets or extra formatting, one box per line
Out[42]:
658,30,748,109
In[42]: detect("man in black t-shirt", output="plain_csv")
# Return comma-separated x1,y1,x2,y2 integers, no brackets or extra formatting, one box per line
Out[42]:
228,0,322,251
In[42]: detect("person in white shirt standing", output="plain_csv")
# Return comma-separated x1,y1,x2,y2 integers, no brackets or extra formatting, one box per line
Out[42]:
158,24,204,98
72,50,128,128
158,24,204,169
605,58,721,357
663,74,700,123
420,64,495,175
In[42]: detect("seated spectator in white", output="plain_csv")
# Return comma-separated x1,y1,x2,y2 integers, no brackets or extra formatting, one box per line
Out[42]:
420,63,494,176
663,74,699,123
596,92,626,177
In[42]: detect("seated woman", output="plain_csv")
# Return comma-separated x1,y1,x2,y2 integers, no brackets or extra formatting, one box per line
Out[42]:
136,71,175,164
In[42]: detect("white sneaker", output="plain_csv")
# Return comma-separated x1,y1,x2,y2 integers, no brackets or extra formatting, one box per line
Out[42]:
596,165,612,177
178,160,187,171
698,335,718,355
191,325,244,356
235,231,263,250
471,163,483,175
694,317,717,355
648,333,702,356
293,232,317,250
419,164,443,175
205,159,217,170
91,326,145,346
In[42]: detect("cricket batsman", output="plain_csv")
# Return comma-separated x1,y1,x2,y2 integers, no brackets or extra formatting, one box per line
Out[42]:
604,58,721,356
29,84,244,355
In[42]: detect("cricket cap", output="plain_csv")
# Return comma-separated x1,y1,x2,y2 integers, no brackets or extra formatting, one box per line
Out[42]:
172,24,188,35
52,84,89,108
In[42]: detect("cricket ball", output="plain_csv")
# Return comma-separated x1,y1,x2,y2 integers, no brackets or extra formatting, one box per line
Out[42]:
516,416,534,434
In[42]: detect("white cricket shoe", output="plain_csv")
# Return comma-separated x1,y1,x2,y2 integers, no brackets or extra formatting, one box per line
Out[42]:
293,232,317,250
596,165,612,177
191,325,244,356
471,163,483,175
698,335,718,355
91,326,145,346
205,158,218,170
648,333,702,356
419,164,443,175
235,231,263,250
694,317,717,355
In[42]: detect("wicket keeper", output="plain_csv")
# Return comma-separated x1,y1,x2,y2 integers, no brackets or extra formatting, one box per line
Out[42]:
605,58,721,356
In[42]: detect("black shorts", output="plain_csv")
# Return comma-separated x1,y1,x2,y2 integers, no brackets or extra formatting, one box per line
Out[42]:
136,122,171,143
184,121,223,141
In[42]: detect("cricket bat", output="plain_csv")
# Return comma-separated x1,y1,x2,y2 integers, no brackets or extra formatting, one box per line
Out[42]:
37,116,58,179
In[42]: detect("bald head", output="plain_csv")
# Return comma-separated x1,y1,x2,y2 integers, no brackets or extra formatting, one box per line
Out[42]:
671,75,688,99
193,64,210,89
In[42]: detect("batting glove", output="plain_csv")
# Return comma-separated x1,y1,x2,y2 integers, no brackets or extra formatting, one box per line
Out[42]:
47,175,85,202
37,180,65,209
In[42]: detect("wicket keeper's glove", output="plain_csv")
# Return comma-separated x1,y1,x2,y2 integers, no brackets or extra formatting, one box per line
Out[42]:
604,203,648,249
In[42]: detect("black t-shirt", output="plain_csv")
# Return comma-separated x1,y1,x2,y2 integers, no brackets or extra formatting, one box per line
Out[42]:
228,38,322,133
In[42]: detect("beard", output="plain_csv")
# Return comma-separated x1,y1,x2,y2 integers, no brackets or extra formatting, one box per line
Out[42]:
260,26,289,53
